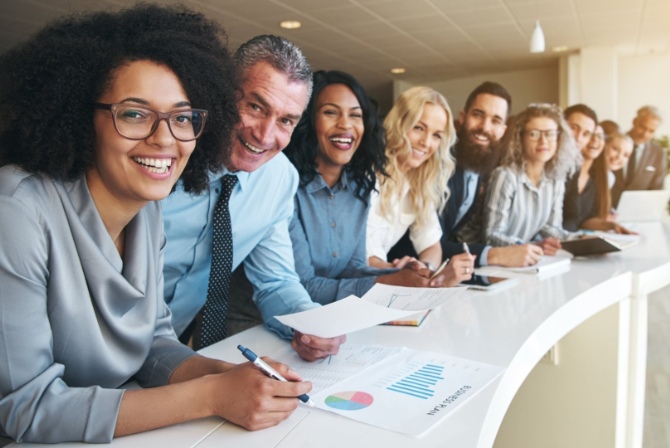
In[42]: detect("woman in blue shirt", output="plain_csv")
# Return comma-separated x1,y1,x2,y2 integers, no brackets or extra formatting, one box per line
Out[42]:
285,71,452,305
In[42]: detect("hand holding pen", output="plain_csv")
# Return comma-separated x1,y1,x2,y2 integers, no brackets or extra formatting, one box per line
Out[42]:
238,345,315,407
428,250,475,287
202,349,312,431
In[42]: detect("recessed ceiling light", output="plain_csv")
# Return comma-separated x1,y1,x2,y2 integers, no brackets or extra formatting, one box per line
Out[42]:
280,20,301,30
552,46,569,52
390,68,406,74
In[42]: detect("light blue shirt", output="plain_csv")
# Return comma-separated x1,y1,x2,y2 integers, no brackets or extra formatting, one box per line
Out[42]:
454,169,479,226
289,171,381,305
162,154,317,340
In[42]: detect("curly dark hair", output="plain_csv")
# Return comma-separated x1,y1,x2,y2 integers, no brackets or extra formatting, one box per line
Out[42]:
0,3,239,193
284,70,387,203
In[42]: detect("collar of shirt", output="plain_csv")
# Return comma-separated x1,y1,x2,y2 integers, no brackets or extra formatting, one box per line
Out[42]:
519,168,547,192
209,168,251,193
305,170,351,194
463,169,478,186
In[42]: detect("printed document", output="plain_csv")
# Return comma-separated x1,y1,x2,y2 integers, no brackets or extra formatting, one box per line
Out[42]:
274,285,469,338
311,348,504,437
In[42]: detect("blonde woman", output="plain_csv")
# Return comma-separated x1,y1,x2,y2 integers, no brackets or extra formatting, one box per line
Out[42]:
366,87,474,285
605,132,635,220
606,132,635,195
482,103,580,254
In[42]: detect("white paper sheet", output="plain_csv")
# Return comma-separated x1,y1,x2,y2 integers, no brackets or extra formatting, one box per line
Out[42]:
275,285,470,338
271,343,401,393
311,349,504,437
274,296,421,338
361,284,469,311
476,255,571,277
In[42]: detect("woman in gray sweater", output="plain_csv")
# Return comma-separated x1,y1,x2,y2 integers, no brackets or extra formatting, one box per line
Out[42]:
0,4,309,444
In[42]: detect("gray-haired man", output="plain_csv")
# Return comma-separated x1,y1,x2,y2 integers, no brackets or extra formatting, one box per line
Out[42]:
163,35,345,361
612,105,666,206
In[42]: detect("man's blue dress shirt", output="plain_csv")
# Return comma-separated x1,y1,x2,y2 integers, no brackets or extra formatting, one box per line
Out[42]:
162,154,317,339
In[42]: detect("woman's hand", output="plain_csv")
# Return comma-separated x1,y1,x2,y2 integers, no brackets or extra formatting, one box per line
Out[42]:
206,360,312,430
391,256,425,269
377,268,433,287
535,237,561,255
116,357,310,437
435,253,475,287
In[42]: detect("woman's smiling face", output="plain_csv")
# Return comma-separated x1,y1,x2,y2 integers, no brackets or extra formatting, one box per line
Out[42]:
400,102,447,172
314,83,364,173
90,60,196,208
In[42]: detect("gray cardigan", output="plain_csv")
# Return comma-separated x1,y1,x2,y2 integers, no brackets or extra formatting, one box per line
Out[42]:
0,165,195,443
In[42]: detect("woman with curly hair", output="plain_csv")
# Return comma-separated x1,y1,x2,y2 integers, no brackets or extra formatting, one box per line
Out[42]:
365,86,474,284
0,4,308,444
482,103,580,254
284,71,446,305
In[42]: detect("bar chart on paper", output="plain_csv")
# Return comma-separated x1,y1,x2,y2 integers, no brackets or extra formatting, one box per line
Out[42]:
313,349,504,436
385,362,445,399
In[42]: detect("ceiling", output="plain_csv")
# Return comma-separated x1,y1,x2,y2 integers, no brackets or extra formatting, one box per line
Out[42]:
2,0,669,112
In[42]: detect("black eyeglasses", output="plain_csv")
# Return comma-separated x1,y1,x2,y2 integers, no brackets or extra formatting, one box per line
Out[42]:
523,129,560,141
93,102,208,142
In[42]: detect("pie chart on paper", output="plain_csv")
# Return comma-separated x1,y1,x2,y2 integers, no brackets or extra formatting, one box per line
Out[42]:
324,391,374,411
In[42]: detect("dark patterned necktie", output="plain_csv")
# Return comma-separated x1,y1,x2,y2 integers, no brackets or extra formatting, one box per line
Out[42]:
193,174,237,350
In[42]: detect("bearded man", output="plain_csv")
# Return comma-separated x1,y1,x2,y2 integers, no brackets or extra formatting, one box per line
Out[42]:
389,82,543,267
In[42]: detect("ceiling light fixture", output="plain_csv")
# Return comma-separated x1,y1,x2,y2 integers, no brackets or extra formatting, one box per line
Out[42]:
390,67,406,74
530,20,545,53
279,20,301,30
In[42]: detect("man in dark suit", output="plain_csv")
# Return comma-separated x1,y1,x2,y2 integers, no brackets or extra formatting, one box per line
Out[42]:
389,82,543,267
612,106,666,207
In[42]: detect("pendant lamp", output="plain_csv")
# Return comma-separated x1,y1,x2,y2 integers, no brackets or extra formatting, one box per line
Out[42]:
530,20,545,53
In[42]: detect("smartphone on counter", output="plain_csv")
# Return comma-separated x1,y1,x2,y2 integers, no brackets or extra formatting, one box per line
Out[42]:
461,274,519,292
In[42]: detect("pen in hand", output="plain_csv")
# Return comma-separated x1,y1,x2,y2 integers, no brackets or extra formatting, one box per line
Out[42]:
462,242,472,257
430,258,449,279
237,344,315,407
462,242,475,274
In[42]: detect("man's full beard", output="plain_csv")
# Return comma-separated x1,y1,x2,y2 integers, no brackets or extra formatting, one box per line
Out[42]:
453,127,503,177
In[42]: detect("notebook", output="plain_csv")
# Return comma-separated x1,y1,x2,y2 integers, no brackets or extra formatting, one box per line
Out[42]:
616,190,670,222
508,255,571,274
383,310,431,327
561,235,638,256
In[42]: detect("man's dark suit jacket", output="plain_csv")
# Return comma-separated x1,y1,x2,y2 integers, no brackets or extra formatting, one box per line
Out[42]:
611,140,666,208
387,165,488,266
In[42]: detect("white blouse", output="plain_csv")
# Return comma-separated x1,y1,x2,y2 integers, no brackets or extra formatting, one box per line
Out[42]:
366,182,442,262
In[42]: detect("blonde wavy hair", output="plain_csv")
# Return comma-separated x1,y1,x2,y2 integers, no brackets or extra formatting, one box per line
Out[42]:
378,86,456,225
502,103,581,181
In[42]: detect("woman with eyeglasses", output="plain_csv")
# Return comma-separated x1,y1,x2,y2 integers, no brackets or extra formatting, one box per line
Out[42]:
0,5,308,444
481,104,580,254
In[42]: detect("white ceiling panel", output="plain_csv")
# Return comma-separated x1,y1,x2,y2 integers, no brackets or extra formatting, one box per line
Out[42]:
0,0,668,112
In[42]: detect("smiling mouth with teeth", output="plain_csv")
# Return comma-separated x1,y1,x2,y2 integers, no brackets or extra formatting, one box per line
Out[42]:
133,157,173,174
242,139,265,154
330,137,353,144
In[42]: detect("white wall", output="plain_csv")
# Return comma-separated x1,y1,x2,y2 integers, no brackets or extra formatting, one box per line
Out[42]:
393,65,559,117
560,49,670,139
393,51,670,141
618,52,670,138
